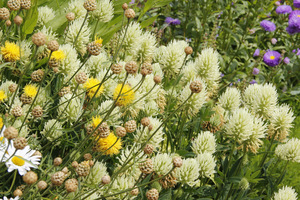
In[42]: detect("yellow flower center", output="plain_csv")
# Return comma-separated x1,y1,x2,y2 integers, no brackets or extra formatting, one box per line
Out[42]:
92,116,102,128
83,78,104,98
51,50,65,61
0,117,3,129
0,90,7,102
12,156,25,166
94,133,122,156
0,41,21,62
270,56,275,60
297,15,300,17
113,84,135,106
24,84,38,98
0,136,5,144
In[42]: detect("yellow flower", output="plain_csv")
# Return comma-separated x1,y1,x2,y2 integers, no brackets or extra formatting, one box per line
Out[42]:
0,90,7,102
51,50,65,61
94,132,122,156
0,41,20,62
0,117,3,129
113,84,135,106
24,84,38,98
83,78,104,98
92,115,102,128
94,37,103,45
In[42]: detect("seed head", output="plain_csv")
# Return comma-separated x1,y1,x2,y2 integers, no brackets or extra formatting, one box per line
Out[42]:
124,120,137,133
20,93,32,104
190,80,203,93
115,126,126,137
47,40,59,52
13,15,23,25
141,117,150,127
83,0,97,11
13,137,27,150
101,175,111,184
31,69,44,82
71,161,79,168
51,171,66,186
141,62,153,76
97,122,110,138
75,72,88,84
11,105,23,117
144,144,154,154
146,188,159,200
75,161,90,177
172,157,183,168
9,83,17,93
125,8,135,19
4,126,18,139
125,61,138,74
23,171,38,185
5,20,12,26
13,189,22,197
153,75,162,84
89,160,94,167
131,188,139,196
65,178,78,193
139,159,153,174
111,63,123,74
20,0,31,10
54,157,63,166
84,153,92,161
31,106,43,118
0,8,10,20
62,167,69,174
32,32,47,46
33,150,42,157
122,3,128,10
7,0,21,11
184,46,193,55
87,41,102,56
66,12,75,21
59,86,71,97
37,180,47,190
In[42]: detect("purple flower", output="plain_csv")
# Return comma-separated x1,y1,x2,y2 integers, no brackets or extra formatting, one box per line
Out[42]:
250,80,257,84
297,49,300,56
229,83,233,86
271,38,277,44
237,79,241,83
220,73,224,77
286,13,300,35
252,68,260,75
289,10,300,19
283,57,290,64
185,38,192,42
263,50,281,67
275,1,281,6
129,0,135,4
276,5,292,14
294,0,300,8
293,49,296,53
260,20,276,32
253,49,260,57
165,17,181,25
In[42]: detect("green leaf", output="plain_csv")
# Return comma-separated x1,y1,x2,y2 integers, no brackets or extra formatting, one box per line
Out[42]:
22,0,38,37
140,15,158,28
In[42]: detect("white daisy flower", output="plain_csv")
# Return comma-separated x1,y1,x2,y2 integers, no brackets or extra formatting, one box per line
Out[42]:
1,196,20,200
4,144,41,176
0,125,8,152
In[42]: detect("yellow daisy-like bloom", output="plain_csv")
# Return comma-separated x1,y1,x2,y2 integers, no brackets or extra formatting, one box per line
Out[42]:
94,37,103,45
113,84,135,106
0,90,7,102
94,132,122,156
51,50,66,61
92,115,102,128
1,41,20,62
24,84,38,98
83,78,104,98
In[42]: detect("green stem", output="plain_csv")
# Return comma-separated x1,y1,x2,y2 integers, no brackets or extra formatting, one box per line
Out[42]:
73,12,89,46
